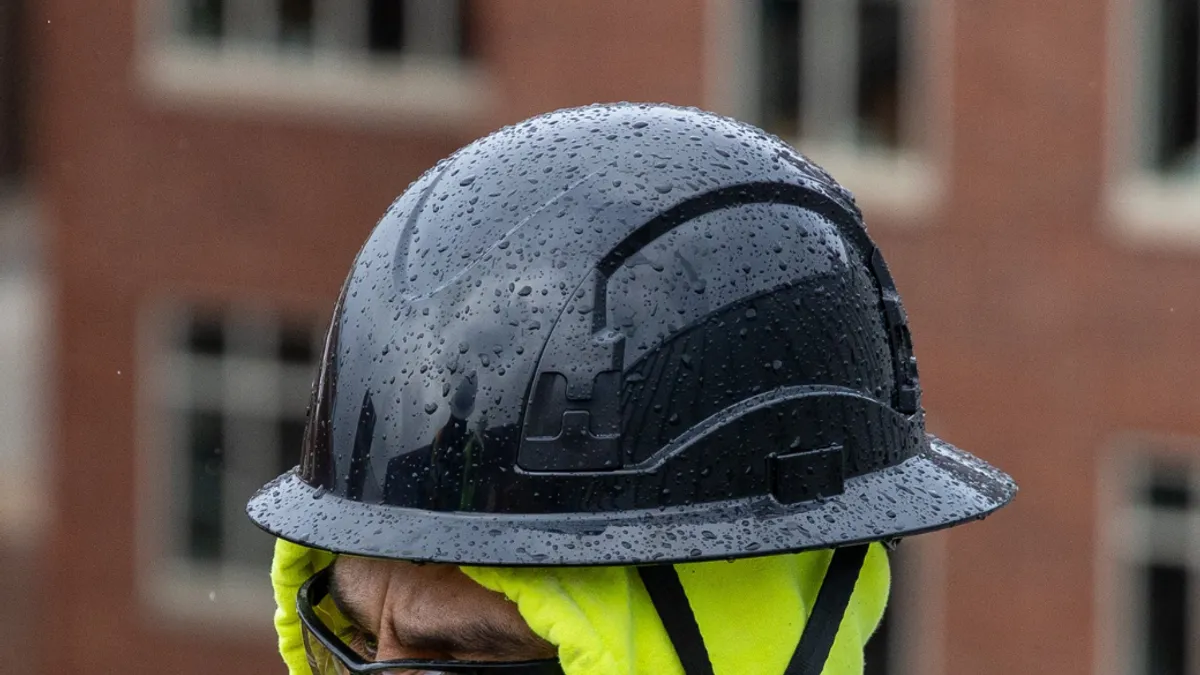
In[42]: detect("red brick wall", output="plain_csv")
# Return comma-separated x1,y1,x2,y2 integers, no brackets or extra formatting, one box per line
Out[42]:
33,0,1200,674
871,2,1200,674
32,1,707,674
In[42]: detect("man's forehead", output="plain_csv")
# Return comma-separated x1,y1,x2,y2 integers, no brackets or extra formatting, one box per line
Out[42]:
331,554,406,589
332,556,461,600
329,556,550,657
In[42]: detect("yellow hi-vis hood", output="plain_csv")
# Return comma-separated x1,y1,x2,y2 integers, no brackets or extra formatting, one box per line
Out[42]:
271,538,890,675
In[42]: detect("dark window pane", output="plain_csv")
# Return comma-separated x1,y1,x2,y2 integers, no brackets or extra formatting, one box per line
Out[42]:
187,314,225,355
369,0,405,53
279,417,306,474
279,323,315,364
220,417,279,569
857,0,902,148
279,0,314,49
187,410,224,561
1146,460,1191,509
0,0,25,184
759,0,802,138
1144,563,1188,675
1154,0,1199,172
183,0,224,42
456,0,477,60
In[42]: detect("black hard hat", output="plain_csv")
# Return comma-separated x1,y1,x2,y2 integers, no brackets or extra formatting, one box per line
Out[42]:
247,103,1015,568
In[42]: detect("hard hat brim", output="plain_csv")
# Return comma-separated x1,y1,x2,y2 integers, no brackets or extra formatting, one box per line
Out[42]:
246,435,1015,566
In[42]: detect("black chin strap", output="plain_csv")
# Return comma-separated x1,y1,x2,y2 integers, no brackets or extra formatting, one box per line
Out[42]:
637,544,870,675
783,544,870,674
638,564,717,675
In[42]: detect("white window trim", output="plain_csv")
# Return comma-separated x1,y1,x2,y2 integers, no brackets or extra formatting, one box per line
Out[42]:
0,192,46,546
1096,435,1200,675
1105,0,1200,248
704,0,953,222
135,299,320,631
135,0,494,126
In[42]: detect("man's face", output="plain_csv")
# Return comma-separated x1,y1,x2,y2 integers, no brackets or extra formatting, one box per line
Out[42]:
329,556,555,663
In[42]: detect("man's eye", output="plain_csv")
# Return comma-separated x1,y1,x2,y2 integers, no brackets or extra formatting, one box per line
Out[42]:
348,629,379,659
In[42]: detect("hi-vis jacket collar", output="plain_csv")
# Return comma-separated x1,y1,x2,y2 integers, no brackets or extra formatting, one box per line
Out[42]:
271,538,890,675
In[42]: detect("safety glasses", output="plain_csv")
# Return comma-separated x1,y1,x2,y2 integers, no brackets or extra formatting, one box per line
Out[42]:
297,567,566,675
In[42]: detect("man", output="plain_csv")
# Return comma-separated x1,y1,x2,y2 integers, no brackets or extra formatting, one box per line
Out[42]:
247,103,1016,675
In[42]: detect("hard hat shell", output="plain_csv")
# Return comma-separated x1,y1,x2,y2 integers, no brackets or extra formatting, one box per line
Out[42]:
247,103,1015,566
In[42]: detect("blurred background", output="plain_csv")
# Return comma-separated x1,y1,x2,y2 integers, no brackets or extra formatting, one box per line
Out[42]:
1,0,1199,673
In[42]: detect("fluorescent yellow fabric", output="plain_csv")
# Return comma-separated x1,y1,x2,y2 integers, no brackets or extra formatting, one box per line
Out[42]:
271,538,340,675
270,539,889,675
462,544,889,675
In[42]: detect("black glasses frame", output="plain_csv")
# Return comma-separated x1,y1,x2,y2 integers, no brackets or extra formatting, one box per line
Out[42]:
297,566,565,674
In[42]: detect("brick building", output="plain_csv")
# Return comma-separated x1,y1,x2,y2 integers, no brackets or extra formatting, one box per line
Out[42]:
24,1,1200,674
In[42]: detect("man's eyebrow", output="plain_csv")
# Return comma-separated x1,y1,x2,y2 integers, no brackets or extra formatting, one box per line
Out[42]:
328,565,373,632
399,620,549,659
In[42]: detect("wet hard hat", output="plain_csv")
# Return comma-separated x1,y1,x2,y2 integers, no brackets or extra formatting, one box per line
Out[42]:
248,102,1016,675
247,102,1015,566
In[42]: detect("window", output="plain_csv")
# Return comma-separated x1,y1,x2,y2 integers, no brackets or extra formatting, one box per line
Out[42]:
170,0,475,61
140,0,488,121
1109,0,1200,240
139,304,322,625
715,0,940,215
1141,0,1199,177
757,0,908,151
1106,455,1200,675
0,0,26,185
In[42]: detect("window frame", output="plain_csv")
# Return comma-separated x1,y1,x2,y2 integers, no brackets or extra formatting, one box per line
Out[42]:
135,0,493,125
704,0,952,221
135,299,323,629
0,193,44,544
0,0,25,186
1097,438,1200,675
1106,0,1200,247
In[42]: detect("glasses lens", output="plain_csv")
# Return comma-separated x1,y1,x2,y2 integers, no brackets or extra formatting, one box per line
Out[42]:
299,569,371,674
300,616,352,675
